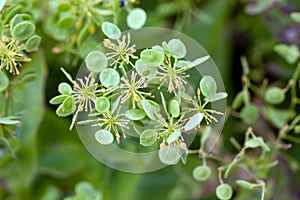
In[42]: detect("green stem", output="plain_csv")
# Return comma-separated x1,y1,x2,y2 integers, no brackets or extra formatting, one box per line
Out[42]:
289,62,300,111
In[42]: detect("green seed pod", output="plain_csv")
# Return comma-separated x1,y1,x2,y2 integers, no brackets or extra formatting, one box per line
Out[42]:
215,184,233,200
58,2,72,11
49,95,68,105
264,87,286,105
240,104,259,125
100,68,120,88
25,35,41,52
158,145,181,165
167,131,181,144
58,82,72,95
0,71,9,92
232,90,250,110
127,8,147,29
168,39,187,59
95,97,110,114
169,99,180,118
200,76,217,99
95,129,114,145
140,49,165,67
236,180,255,190
125,109,146,120
62,96,75,112
140,129,158,146
192,165,212,181
12,21,35,41
101,22,121,39
184,113,204,131
86,51,107,73
135,59,157,78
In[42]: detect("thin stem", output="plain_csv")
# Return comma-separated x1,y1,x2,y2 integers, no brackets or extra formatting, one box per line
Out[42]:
289,62,300,111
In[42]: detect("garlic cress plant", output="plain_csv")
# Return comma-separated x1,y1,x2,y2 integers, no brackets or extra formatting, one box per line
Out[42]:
50,23,228,166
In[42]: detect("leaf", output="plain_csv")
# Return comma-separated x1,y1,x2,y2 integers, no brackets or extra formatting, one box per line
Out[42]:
25,35,41,52
125,109,146,120
167,131,181,144
86,51,107,73
1,51,46,192
11,21,35,41
127,8,147,29
140,129,157,146
167,39,186,59
199,76,217,99
57,11,74,29
263,106,294,128
95,130,114,145
232,90,249,110
158,145,181,165
101,22,121,39
0,71,9,92
61,68,75,84
184,113,203,131
0,116,20,125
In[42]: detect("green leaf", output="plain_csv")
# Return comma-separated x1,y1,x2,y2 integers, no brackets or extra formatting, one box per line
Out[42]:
11,21,35,41
264,87,285,105
95,129,114,145
232,90,249,110
86,51,107,73
190,56,210,67
158,145,181,165
169,99,180,118
0,71,9,92
135,59,157,78
274,44,300,64
57,11,74,29
25,35,41,52
95,97,110,114
65,181,102,200
192,165,212,182
140,49,165,67
240,104,259,125
100,68,120,88
58,82,72,95
236,180,255,190
167,39,186,59
176,60,191,68
49,95,68,105
101,22,121,39
215,184,233,200
127,8,147,29
61,68,75,84
1,51,46,192
58,2,72,11
184,113,203,131
290,12,300,23
245,137,270,151
62,96,75,112
167,131,181,144
200,76,217,99
125,109,146,120
140,129,157,146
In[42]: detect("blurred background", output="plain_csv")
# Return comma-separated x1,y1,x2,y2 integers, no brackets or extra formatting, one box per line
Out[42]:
1,0,300,199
